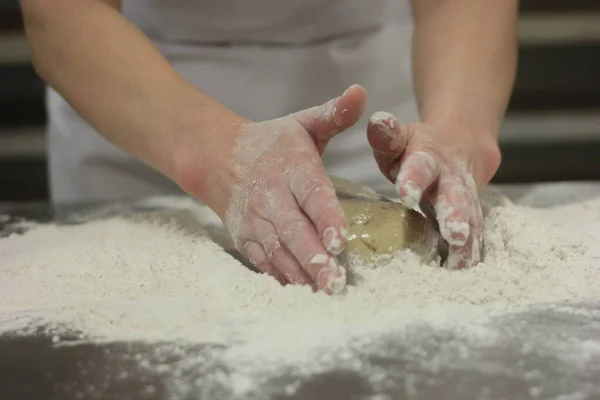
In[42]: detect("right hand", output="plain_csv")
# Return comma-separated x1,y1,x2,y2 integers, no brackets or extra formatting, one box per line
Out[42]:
366,112,501,270
177,85,367,294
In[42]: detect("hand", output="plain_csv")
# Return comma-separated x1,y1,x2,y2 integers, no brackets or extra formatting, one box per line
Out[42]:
178,85,367,294
367,112,501,269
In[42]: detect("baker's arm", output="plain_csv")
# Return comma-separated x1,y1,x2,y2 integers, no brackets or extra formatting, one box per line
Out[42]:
411,0,518,185
366,0,518,269
21,0,367,293
20,0,242,187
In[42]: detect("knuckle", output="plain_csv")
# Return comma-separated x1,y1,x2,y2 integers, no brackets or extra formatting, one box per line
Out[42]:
291,177,339,225
278,218,309,244
232,230,251,250
297,180,330,209
411,151,438,169
398,153,438,185
412,153,439,181
283,271,295,283
417,144,449,166
306,253,337,278
241,241,269,271
261,234,281,259
389,162,401,179
240,240,254,256
241,241,260,260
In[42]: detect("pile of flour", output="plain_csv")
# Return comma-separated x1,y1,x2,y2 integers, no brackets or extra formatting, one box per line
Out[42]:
1,192,600,398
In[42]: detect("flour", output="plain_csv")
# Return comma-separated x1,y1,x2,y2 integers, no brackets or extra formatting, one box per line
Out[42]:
1,192,600,398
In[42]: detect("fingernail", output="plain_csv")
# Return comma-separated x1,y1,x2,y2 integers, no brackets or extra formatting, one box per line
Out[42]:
369,112,396,136
370,111,394,122
323,226,345,255
396,179,422,209
309,253,329,264
343,84,360,96
371,112,401,151
317,257,347,295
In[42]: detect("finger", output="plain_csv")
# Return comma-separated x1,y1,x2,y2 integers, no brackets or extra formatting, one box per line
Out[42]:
395,151,441,209
367,112,408,181
287,164,349,294
418,199,449,265
288,162,348,256
253,219,315,288
433,175,476,246
242,240,288,285
367,112,408,153
293,84,367,150
431,196,475,270
433,175,483,269
271,208,347,295
445,225,483,269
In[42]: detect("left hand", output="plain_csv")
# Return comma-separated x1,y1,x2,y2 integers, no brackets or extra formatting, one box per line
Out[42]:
367,112,501,269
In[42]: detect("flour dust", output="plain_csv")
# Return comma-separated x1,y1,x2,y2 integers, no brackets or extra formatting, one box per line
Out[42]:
1,192,600,398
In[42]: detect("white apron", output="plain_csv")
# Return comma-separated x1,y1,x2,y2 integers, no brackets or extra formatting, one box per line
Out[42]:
46,0,418,204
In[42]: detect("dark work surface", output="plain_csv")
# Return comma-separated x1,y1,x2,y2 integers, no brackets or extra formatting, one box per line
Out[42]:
1,301,599,400
0,199,599,400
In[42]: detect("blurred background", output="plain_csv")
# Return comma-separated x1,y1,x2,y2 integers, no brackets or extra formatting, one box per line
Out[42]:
1,1,600,202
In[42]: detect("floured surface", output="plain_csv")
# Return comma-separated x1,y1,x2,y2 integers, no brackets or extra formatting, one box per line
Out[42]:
1,186,600,399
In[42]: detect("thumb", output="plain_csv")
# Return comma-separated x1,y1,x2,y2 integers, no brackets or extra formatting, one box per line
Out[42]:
367,111,409,183
293,84,367,151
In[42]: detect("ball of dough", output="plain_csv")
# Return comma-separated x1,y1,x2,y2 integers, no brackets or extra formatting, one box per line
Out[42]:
339,199,440,264
331,176,443,266
330,176,382,202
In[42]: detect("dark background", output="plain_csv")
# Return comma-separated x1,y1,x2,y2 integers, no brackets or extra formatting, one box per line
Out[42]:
1,0,600,201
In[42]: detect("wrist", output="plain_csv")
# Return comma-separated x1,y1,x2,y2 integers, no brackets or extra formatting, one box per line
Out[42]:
475,137,501,189
419,86,505,142
165,90,249,216
425,119,501,190
422,111,500,144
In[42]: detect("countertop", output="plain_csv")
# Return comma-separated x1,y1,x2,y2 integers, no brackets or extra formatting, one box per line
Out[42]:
1,182,600,400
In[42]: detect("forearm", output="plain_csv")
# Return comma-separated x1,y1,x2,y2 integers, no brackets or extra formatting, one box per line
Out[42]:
411,0,518,138
20,0,239,180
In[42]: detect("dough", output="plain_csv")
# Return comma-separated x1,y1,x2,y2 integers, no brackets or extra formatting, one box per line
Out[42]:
331,176,442,266
205,175,443,270
330,176,382,202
